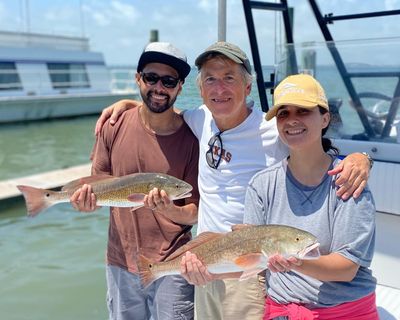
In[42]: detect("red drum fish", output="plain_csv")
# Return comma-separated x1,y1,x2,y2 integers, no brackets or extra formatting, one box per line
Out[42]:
17,173,192,217
139,224,320,287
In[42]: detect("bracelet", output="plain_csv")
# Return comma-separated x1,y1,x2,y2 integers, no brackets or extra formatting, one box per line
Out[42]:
361,152,374,169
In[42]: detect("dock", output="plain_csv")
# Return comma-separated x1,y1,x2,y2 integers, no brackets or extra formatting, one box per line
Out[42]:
0,163,91,201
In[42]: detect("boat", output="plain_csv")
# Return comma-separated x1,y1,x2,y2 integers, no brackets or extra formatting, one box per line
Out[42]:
0,30,138,123
241,0,400,318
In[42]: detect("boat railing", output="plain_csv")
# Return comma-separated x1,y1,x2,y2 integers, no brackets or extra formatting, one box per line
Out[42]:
108,66,137,94
274,38,400,149
242,1,400,150
0,67,137,95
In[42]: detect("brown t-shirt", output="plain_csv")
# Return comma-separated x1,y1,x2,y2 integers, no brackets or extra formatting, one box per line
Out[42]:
91,107,199,273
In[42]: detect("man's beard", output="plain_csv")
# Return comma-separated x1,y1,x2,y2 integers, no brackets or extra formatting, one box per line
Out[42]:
140,89,178,114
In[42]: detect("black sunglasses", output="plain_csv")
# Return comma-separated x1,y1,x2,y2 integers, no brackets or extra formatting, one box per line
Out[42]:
206,132,223,169
140,72,180,89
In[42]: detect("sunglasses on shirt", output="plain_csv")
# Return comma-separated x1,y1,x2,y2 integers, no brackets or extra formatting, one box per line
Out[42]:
206,131,223,169
140,72,180,89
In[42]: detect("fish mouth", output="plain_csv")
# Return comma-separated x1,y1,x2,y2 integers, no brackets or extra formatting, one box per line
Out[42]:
173,190,192,200
298,242,320,260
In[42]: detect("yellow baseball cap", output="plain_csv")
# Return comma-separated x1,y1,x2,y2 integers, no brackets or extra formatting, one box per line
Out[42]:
265,74,329,120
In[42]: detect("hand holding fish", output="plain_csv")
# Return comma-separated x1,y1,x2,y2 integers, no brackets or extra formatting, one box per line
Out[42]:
180,251,251,285
142,187,197,225
180,251,215,286
180,224,257,285
70,184,100,212
143,188,173,212
267,254,303,273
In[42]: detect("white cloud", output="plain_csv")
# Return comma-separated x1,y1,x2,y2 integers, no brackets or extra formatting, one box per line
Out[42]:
385,0,400,10
0,2,5,17
111,1,138,20
43,7,75,22
118,37,134,47
92,11,110,27
197,0,216,13
85,1,139,28
0,1,27,32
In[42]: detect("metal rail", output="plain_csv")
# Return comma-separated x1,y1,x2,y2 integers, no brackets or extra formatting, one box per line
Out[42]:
242,0,400,138
242,0,297,112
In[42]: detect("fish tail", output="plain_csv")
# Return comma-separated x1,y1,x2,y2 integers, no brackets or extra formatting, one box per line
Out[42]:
138,255,156,288
17,185,55,217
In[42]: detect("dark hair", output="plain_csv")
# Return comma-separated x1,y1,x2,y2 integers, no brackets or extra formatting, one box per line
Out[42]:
319,106,339,155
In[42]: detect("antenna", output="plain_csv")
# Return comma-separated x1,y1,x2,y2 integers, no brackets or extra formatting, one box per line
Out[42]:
218,0,226,41
149,30,159,42
79,0,86,37
21,0,31,33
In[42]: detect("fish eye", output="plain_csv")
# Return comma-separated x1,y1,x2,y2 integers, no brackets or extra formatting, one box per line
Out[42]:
295,237,300,242
175,184,179,188
45,193,50,197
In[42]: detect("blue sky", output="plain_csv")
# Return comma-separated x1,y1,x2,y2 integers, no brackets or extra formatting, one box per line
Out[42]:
0,0,399,66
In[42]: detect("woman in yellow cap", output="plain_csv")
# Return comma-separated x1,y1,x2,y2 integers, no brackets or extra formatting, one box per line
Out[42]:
243,74,379,319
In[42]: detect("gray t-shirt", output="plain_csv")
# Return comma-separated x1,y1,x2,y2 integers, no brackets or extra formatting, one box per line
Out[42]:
243,157,376,308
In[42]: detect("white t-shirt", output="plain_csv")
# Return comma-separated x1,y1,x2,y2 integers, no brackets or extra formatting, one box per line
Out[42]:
184,103,287,234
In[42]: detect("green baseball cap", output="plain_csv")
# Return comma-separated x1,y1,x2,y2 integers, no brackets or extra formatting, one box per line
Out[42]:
195,41,252,74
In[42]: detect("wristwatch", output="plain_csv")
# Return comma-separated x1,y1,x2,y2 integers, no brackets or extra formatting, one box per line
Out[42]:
361,152,374,169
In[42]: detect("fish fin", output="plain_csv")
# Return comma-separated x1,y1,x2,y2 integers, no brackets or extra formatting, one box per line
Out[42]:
127,193,146,203
138,255,156,288
239,268,265,281
165,232,224,262
194,231,225,243
130,204,145,212
61,174,116,191
261,250,269,258
234,253,264,269
298,242,320,260
172,192,192,201
231,224,254,232
17,185,55,217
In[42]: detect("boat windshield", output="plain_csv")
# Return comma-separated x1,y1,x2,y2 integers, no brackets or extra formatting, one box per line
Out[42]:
274,37,400,149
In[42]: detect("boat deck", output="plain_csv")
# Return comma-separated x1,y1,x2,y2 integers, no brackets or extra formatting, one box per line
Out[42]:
376,285,400,319
0,163,91,201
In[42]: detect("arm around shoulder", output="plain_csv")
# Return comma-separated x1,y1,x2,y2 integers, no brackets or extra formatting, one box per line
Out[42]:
328,152,371,200
95,99,142,135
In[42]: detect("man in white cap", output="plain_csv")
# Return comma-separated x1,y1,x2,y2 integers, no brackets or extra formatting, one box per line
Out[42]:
70,42,199,320
93,41,372,319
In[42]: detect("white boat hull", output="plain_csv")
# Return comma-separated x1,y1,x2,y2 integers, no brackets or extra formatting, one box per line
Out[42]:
0,92,138,123
334,139,400,319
